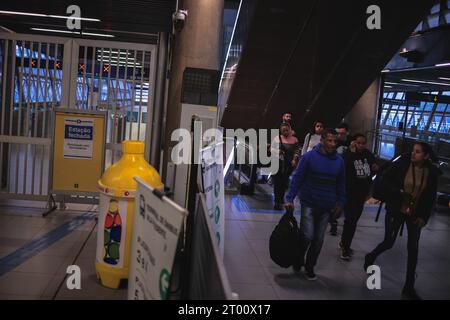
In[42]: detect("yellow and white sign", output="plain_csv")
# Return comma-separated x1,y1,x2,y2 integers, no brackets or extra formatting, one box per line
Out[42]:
52,109,106,193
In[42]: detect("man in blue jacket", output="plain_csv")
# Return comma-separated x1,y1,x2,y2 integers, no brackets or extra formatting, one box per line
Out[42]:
285,128,345,280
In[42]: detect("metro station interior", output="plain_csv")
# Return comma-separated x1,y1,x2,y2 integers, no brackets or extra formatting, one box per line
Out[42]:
0,0,449,300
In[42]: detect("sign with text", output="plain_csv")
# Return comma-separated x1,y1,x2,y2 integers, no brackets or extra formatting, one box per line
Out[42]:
52,109,106,193
63,117,94,159
128,178,186,300
200,140,225,258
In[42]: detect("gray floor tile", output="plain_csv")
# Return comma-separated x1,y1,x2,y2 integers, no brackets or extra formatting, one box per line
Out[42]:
231,283,278,300
0,272,54,295
226,266,270,285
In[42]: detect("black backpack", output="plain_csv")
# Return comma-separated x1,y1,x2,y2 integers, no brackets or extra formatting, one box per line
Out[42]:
269,210,300,268
371,156,399,202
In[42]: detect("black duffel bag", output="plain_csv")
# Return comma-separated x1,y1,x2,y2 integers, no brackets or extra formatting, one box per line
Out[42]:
269,209,300,268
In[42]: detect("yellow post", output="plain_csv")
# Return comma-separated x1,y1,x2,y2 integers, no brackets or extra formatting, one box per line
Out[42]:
95,140,163,289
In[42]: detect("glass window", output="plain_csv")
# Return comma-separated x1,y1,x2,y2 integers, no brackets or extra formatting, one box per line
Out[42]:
418,114,430,130
385,112,397,126
379,141,395,159
387,92,395,99
395,92,405,100
429,115,442,132
439,116,450,133
436,103,447,112
424,102,434,111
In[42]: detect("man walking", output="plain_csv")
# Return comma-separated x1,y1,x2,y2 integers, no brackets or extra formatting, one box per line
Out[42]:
285,128,345,280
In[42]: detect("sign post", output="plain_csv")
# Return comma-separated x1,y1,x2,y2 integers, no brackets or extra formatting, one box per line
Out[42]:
128,177,187,300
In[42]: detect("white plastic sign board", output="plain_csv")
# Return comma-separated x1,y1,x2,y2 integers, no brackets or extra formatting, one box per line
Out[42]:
128,177,186,300
200,141,225,258
63,117,94,159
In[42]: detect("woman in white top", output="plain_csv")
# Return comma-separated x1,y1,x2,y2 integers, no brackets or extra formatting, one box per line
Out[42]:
301,121,324,155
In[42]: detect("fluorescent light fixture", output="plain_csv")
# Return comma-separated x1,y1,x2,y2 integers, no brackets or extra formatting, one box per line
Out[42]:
101,55,135,61
402,78,450,87
31,28,114,37
435,62,450,67
1,10,100,21
381,69,391,73
438,77,450,81
98,50,135,57
384,85,393,88
401,79,424,84
385,81,399,85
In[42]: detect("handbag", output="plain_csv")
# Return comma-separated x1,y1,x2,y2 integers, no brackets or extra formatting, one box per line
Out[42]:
269,209,300,268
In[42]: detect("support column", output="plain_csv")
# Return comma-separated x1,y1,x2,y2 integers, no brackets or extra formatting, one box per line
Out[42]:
344,78,380,152
162,0,224,180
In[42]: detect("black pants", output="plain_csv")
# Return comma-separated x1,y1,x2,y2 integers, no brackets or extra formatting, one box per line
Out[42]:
368,212,422,288
273,162,292,205
341,194,366,249
273,171,288,205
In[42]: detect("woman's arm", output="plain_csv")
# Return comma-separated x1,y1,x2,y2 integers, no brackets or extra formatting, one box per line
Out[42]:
301,134,310,156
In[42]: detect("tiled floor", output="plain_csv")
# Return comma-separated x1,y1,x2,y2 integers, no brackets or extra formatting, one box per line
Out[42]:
223,188,450,300
0,202,127,300
1,187,450,300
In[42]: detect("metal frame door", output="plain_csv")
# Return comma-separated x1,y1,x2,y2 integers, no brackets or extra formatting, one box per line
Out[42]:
0,32,158,201
0,33,71,200
68,38,157,166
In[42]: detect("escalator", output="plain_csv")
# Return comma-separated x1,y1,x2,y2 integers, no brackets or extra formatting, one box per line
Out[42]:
219,0,434,138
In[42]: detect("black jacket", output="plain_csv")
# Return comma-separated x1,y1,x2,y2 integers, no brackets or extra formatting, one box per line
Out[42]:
381,154,440,224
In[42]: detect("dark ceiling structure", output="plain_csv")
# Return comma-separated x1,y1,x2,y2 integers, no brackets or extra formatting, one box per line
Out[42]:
384,66,450,92
0,0,176,43
220,0,435,138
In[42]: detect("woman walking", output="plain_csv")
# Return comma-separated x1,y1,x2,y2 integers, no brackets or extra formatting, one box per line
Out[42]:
301,121,323,155
365,142,440,300
271,122,299,210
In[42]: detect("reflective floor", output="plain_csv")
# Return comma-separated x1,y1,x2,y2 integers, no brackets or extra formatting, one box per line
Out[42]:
0,188,449,300
223,185,450,300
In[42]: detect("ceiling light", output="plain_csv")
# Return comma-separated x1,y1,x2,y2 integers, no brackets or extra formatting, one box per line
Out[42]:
98,50,135,56
435,62,450,67
402,78,450,87
384,85,393,88
438,77,450,81
381,69,390,73
31,28,114,38
1,10,100,21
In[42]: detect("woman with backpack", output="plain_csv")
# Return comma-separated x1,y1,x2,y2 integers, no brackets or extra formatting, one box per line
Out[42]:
301,121,323,155
271,122,299,210
365,141,441,300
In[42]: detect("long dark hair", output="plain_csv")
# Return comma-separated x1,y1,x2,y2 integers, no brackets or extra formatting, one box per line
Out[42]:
413,141,437,163
310,121,323,135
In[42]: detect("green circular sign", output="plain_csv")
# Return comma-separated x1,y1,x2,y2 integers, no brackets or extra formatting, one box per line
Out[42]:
159,268,171,300
214,180,220,198
215,206,220,224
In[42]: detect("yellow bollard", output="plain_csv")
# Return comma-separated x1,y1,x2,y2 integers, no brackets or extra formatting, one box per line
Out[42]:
95,140,163,289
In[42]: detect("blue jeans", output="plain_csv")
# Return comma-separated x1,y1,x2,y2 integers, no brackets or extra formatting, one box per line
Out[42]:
298,205,332,270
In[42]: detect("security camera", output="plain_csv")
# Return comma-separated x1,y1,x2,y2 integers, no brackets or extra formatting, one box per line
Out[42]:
172,10,188,32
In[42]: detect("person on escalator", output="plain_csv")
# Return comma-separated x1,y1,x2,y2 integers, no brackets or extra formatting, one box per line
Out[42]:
271,122,299,210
